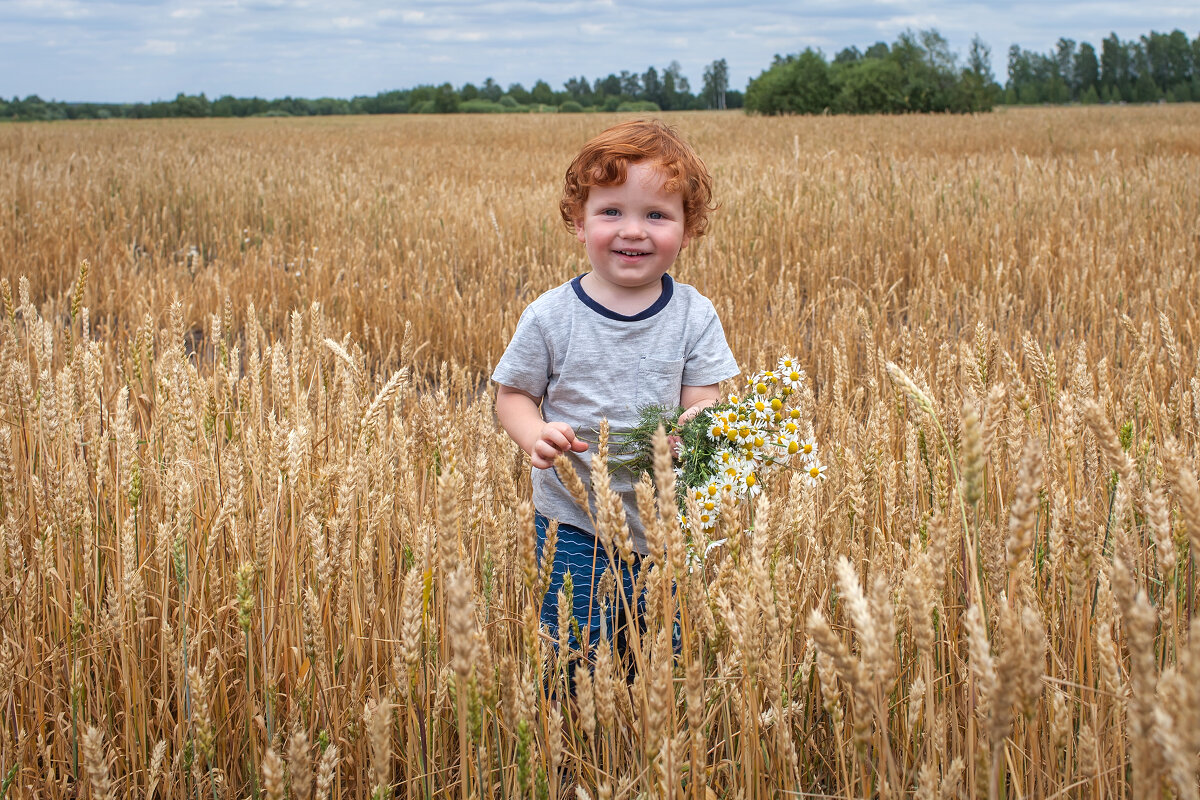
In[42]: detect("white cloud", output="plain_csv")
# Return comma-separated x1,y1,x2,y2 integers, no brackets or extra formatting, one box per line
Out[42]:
424,28,490,42
10,0,90,19
136,39,179,55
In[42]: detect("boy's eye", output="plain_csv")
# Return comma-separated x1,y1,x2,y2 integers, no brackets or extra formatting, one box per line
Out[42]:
648,211,663,220
603,209,619,216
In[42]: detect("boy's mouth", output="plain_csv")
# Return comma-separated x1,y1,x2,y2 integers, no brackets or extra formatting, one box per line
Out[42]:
614,249,650,257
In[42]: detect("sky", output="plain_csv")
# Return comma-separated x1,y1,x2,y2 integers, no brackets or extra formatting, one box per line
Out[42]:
3,0,1198,103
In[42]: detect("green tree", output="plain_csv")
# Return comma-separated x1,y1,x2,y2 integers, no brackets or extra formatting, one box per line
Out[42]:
433,83,459,113
173,92,210,117
1100,33,1132,99
594,74,622,98
864,42,889,60
834,46,862,65
891,30,952,111
745,49,833,114
1007,45,1046,103
702,58,729,109
1055,38,1077,96
968,36,995,84
1164,29,1193,94
530,80,554,105
563,76,592,103
1194,33,1200,83
833,58,905,112
661,69,678,110
965,35,1001,107
642,66,663,107
662,61,691,110
1133,71,1160,102
1074,43,1099,97
506,83,531,104
619,70,641,97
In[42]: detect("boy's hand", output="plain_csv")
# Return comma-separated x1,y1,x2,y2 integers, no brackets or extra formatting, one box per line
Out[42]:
678,399,714,427
670,399,715,458
532,422,588,469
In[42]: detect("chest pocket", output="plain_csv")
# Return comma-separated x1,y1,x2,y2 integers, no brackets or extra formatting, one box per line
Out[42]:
636,357,684,408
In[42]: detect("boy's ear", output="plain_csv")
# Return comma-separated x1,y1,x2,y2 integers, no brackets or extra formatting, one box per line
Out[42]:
574,219,586,243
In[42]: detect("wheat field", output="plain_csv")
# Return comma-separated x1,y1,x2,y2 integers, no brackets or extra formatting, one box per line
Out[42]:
1,105,1199,798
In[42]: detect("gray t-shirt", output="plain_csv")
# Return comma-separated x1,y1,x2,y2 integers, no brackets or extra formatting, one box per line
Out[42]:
492,274,739,553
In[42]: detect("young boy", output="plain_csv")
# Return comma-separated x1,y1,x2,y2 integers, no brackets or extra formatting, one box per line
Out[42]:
492,119,738,655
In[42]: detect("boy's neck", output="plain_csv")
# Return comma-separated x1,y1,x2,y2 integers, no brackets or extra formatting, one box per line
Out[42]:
578,272,667,317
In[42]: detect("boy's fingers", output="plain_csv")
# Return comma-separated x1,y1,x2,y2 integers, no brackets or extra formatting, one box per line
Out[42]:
531,441,558,469
679,401,713,426
570,438,589,453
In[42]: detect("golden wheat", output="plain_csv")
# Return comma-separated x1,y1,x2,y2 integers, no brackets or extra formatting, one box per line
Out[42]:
0,105,1197,797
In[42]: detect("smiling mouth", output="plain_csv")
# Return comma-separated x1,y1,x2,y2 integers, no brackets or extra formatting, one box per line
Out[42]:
614,250,650,257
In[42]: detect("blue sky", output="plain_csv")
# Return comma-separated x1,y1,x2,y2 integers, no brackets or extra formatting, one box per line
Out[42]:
3,0,1197,103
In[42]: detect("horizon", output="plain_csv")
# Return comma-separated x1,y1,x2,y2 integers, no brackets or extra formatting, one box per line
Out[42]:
3,1,1197,105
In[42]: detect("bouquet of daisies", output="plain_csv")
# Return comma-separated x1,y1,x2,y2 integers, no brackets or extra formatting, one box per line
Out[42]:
607,355,826,535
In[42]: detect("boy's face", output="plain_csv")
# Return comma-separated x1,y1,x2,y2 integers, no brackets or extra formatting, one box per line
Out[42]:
574,161,689,295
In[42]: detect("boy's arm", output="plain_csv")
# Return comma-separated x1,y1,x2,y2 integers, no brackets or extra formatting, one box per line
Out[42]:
495,384,588,469
679,383,721,425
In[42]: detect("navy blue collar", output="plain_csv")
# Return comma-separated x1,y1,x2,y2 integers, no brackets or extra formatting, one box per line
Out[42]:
571,274,673,321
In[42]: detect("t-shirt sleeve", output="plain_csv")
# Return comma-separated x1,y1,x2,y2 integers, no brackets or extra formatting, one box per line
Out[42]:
682,306,740,386
491,306,553,398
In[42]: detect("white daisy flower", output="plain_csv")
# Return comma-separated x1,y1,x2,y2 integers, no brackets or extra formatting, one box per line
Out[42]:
781,367,805,388
803,462,827,487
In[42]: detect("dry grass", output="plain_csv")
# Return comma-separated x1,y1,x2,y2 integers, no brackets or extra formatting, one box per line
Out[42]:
0,105,1198,798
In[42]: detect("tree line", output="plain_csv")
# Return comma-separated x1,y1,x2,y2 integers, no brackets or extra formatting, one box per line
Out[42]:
1005,30,1200,104
3,27,1197,121
744,28,1198,114
745,30,1000,114
0,60,741,122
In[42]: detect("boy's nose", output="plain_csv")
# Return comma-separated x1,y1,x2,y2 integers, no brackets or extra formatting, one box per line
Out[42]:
619,219,647,238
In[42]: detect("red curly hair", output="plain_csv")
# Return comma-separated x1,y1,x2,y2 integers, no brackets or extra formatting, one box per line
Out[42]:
559,119,715,240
